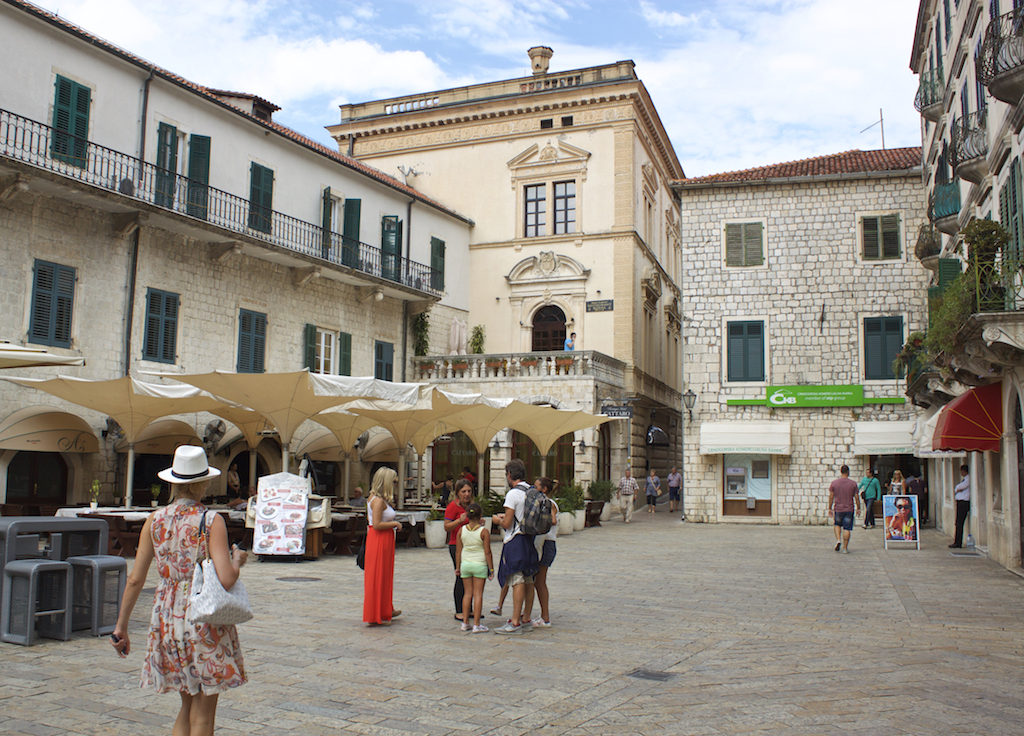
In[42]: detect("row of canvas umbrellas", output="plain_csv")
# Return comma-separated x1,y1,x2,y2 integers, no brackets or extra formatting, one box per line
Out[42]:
0,368,615,507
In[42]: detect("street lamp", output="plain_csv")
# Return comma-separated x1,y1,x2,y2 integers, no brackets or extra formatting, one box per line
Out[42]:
682,389,696,421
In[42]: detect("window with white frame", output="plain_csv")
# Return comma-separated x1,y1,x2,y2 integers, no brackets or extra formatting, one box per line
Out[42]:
861,214,901,261
724,222,764,267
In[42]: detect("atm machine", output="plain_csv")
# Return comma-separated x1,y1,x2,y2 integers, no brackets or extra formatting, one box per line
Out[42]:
725,467,746,496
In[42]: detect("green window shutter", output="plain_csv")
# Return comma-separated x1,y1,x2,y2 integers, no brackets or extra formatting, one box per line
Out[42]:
880,214,901,259
1010,158,1024,265
155,122,178,208
186,134,211,219
374,340,394,381
727,321,763,382
342,198,361,268
382,216,401,281
51,75,90,167
143,289,178,363
864,317,902,380
430,237,445,290
29,260,75,348
303,323,317,371
743,222,763,266
321,187,333,259
237,309,266,373
885,316,904,378
862,216,881,259
338,332,352,376
725,224,743,266
247,163,274,233
937,257,962,289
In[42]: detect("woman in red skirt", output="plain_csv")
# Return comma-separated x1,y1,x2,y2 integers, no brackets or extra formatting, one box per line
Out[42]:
363,466,403,625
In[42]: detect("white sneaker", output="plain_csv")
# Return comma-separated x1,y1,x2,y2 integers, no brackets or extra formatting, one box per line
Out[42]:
472,624,488,633
532,619,552,628
460,622,471,631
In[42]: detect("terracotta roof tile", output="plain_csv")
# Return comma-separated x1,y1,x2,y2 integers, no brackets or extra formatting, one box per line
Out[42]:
677,148,922,186
6,0,471,223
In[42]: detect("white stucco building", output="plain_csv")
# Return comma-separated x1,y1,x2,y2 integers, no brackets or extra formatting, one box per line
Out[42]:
675,149,930,524
0,0,471,507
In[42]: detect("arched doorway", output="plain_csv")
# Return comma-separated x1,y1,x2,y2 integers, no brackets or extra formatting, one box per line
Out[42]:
511,430,574,490
532,305,567,352
6,451,68,509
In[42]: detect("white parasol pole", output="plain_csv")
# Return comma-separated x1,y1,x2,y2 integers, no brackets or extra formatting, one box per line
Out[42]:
343,454,351,504
248,448,257,494
124,445,136,508
397,449,406,510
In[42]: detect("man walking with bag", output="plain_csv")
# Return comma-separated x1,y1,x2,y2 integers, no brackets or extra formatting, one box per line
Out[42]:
492,459,540,635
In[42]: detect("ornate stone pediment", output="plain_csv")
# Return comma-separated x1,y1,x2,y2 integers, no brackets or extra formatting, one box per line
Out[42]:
642,268,662,308
507,140,591,182
507,251,590,285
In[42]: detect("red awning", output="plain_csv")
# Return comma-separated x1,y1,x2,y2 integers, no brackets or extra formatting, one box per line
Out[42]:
932,383,1003,453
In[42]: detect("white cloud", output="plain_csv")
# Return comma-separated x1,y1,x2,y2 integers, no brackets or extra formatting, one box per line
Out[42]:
638,0,700,28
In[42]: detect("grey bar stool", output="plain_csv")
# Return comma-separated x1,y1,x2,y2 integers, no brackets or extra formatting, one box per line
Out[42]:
67,555,127,636
1,559,73,645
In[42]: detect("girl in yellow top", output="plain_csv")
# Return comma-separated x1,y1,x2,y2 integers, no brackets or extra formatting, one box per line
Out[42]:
455,503,493,633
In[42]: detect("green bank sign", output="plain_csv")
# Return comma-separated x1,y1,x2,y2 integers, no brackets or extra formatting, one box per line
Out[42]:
727,385,905,408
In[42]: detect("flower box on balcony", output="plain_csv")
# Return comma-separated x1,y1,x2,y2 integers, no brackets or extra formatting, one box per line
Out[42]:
416,362,434,376
451,361,469,372
554,357,574,367
484,359,506,369
520,358,540,368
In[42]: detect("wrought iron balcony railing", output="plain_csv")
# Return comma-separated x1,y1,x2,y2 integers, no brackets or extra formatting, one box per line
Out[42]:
915,224,941,262
977,7,1024,103
930,181,961,221
914,67,944,118
0,108,442,296
971,248,1024,312
951,108,989,172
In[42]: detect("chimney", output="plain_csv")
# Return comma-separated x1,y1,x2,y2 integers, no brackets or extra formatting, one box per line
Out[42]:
528,46,553,76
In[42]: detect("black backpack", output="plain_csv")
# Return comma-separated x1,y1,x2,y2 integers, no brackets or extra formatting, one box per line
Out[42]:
519,483,553,536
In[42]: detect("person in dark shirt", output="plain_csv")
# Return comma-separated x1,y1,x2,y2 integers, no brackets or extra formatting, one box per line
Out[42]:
827,464,861,554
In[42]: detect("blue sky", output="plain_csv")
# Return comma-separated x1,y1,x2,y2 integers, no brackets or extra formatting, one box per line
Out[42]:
33,0,922,176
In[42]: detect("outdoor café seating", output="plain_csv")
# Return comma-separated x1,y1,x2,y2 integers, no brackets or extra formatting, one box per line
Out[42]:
67,555,126,636
2,558,73,645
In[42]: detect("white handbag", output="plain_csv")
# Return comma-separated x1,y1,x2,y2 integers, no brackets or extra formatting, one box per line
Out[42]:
188,511,253,626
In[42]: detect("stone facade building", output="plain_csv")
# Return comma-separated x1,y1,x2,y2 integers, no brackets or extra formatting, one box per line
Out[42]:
0,0,471,507
675,149,930,524
328,48,686,489
909,0,1024,571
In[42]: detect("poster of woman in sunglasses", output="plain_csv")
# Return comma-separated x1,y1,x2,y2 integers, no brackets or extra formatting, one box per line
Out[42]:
883,495,920,549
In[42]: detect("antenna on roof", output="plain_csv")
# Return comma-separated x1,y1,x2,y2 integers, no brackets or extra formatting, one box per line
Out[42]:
859,108,885,150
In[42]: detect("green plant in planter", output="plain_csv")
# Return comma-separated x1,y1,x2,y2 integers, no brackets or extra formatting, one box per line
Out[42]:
587,480,614,503
479,488,506,517
892,331,926,376
427,506,445,521
556,482,585,513
412,312,429,356
923,273,974,359
964,219,1011,312
89,479,101,504
469,325,485,354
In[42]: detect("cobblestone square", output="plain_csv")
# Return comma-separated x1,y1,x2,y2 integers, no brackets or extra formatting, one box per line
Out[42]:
2,515,1022,735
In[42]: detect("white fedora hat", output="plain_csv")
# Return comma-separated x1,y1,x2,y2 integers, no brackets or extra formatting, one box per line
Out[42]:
157,445,221,484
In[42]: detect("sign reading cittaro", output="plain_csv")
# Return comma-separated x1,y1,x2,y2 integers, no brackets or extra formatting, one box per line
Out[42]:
727,385,905,408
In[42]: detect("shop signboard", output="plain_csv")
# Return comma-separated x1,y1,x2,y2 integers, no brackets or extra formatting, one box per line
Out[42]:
727,385,904,408
586,299,614,312
602,405,633,418
252,472,310,555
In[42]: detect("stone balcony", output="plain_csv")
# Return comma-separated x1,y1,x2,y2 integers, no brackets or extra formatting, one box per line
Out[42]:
930,181,961,234
414,350,626,387
914,67,944,123
977,7,1024,104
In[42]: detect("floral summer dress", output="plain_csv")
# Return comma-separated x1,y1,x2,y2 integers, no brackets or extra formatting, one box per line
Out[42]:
140,499,246,694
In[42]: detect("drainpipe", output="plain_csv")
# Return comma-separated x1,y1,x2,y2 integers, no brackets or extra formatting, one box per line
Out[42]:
123,68,152,377
400,198,413,382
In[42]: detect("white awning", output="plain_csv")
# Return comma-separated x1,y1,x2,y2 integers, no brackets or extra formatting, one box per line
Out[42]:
852,421,915,455
912,408,966,458
699,422,792,455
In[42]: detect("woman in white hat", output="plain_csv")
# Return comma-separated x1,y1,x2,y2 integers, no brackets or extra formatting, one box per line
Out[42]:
110,445,247,735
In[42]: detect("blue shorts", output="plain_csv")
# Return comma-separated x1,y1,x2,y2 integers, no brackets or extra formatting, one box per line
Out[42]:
668,487,680,501
539,539,556,567
834,511,854,531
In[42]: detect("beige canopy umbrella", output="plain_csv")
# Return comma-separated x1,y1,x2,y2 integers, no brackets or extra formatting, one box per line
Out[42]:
3,375,226,505
0,342,85,369
0,406,99,453
508,405,617,473
309,410,378,502
163,370,421,468
209,404,275,490
114,419,200,455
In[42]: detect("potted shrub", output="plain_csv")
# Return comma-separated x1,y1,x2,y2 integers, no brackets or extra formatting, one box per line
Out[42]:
484,357,506,371
480,488,506,537
519,355,540,368
89,479,100,510
556,482,584,534
417,360,435,377
424,505,447,548
451,359,469,372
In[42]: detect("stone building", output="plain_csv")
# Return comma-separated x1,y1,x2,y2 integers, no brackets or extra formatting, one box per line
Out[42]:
327,48,686,489
674,149,930,524
0,0,471,507
909,0,1024,570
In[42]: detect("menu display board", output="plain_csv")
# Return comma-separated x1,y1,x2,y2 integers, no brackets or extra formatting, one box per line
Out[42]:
253,472,310,555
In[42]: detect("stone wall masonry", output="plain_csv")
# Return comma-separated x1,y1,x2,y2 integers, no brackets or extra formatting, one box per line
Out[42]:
680,172,929,524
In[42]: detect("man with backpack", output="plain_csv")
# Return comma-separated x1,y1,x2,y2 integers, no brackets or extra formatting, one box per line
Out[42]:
491,458,547,635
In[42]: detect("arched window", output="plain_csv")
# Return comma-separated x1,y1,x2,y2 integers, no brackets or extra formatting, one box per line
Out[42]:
531,305,567,352
511,430,574,490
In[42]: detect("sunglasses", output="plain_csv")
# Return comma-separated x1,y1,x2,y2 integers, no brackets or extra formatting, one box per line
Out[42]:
895,504,910,510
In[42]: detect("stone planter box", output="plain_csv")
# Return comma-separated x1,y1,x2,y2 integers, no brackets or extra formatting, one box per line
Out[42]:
572,509,586,531
556,512,574,535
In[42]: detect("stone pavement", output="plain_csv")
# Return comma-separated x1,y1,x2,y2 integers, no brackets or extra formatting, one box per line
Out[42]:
2,513,1024,736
